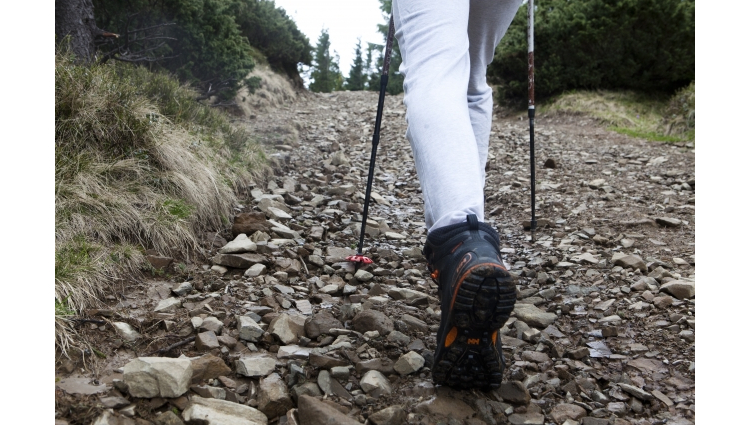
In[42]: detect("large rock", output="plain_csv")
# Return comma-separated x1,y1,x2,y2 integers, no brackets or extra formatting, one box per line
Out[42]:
659,280,695,300
305,312,343,339
368,406,406,425
514,304,557,328
507,412,545,425
296,395,360,425
237,316,264,342
232,212,272,238
612,253,647,272
154,297,181,313
415,392,474,420
123,357,192,398
196,331,220,351
213,253,266,269
394,351,425,375
550,403,586,423
258,373,293,420
268,313,306,344
219,234,258,254
499,381,531,404
190,354,231,383
352,310,394,335
236,356,276,377
182,396,268,425
359,370,392,397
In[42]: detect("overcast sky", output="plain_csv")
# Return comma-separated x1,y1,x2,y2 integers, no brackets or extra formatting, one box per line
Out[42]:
272,0,386,79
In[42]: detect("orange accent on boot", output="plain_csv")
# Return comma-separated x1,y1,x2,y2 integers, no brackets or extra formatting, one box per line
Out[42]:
450,242,463,253
468,338,480,345
492,331,498,345
431,270,439,280
445,327,458,347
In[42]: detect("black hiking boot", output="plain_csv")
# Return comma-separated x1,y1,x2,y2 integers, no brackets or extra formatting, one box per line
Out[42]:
424,214,516,390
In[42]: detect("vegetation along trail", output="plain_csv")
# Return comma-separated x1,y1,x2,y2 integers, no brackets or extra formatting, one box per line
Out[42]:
56,85,695,424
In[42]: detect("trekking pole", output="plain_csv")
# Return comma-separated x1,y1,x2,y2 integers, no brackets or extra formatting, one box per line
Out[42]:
528,0,537,242
347,14,396,265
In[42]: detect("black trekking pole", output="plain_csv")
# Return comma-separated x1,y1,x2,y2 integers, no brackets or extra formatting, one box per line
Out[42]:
347,15,396,265
527,0,537,242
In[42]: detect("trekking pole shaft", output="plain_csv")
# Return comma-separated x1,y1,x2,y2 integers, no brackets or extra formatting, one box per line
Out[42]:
357,74,389,254
528,0,537,236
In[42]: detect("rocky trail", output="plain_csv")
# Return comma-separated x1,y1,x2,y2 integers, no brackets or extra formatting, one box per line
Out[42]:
55,90,696,425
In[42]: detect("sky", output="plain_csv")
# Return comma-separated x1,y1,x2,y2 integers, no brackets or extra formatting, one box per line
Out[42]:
272,0,386,78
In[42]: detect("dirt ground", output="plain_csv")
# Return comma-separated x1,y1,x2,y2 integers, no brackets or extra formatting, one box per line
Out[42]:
55,90,695,425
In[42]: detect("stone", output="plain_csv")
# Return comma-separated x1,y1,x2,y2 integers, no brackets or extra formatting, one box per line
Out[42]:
385,232,407,240
369,406,407,425
355,358,395,376
182,396,268,425
237,316,264,342
588,179,606,189
236,356,276,377
196,331,221,351
153,411,185,425
200,316,224,334
387,330,410,345
147,255,173,270
268,313,306,344
360,370,392,397
415,392,474,420
213,253,266,269
619,383,654,401
232,212,272,238
325,246,356,263
330,366,350,380
352,309,394,334
581,419,609,425
258,373,293,420
660,279,695,299
521,351,550,363
154,297,181,313
354,269,374,282
99,396,131,409
219,234,258,254
304,312,343,338
192,385,226,400
113,322,141,342
123,357,192,398
499,381,530,404
394,351,425,375
653,295,675,309
266,206,292,221
651,389,674,407
296,394,360,425
172,281,193,297
401,314,429,332
606,402,628,416
190,354,232,382
611,253,647,273
91,411,137,425
544,158,557,169
291,381,323,402
309,353,350,369
388,288,428,303
655,217,681,227
550,403,586,423
507,413,545,425
244,263,267,277
514,303,557,328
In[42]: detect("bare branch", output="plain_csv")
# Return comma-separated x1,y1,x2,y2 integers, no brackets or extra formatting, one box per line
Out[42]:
128,22,176,34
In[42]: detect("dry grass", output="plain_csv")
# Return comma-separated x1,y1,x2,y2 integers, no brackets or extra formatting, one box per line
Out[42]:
233,64,301,114
55,49,269,353
542,84,695,143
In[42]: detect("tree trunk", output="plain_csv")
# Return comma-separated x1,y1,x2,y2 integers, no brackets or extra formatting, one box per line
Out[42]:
55,0,99,63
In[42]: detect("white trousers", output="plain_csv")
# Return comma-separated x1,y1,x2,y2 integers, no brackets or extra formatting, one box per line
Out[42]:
393,0,523,232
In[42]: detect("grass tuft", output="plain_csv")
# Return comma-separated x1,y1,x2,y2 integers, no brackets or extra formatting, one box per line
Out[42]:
55,49,269,353
541,83,695,143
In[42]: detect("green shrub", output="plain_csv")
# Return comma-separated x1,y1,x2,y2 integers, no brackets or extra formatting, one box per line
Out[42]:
489,0,694,103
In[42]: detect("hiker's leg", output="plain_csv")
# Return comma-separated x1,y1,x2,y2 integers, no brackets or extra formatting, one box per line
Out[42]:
467,0,524,184
393,0,482,232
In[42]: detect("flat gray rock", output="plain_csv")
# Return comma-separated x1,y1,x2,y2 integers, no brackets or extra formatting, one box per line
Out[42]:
182,396,267,425
123,357,192,398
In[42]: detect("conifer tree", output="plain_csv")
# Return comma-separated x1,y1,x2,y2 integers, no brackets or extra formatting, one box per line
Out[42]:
345,38,365,91
309,29,343,93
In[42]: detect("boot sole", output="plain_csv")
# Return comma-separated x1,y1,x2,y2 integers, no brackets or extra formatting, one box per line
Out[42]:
432,264,516,390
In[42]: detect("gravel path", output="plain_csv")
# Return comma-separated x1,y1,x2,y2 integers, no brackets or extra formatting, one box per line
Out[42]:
55,90,695,425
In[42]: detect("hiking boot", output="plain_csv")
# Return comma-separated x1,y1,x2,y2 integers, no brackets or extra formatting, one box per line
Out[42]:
424,214,516,390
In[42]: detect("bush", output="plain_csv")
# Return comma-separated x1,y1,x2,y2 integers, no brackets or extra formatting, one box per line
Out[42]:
488,0,695,103
94,0,256,98
230,0,313,82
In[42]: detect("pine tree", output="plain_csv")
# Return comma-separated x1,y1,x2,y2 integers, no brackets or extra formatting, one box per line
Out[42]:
367,0,403,95
309,29,343,93
345,38,365,91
